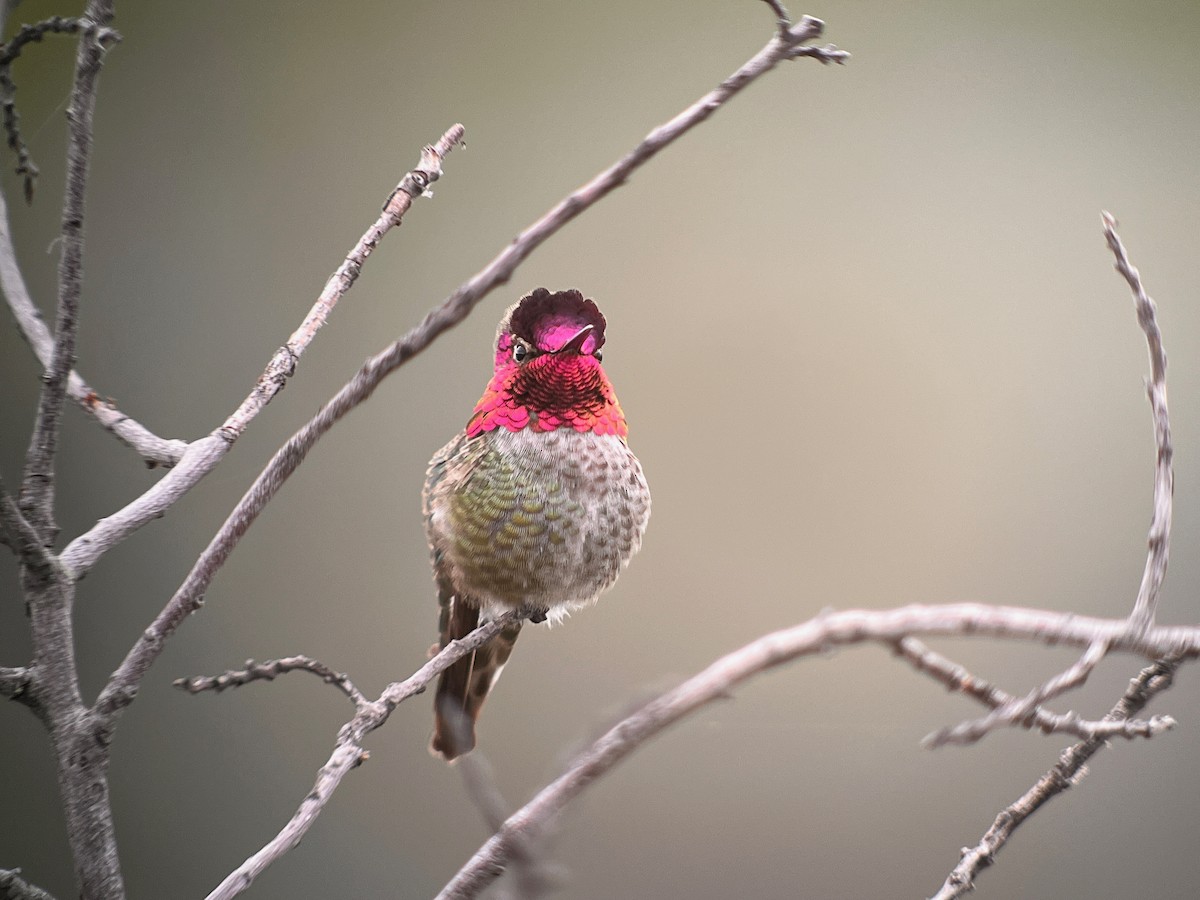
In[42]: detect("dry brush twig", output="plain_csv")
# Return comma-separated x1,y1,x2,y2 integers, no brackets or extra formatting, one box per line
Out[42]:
173,656,367,707
0,183,187,467
893,638,1171,744
198,613,521,900
57,124,465,577
1103,210,1172,630
930,657,1180,900
16,2,115,544
436,605,1195,898
0,866,59,900
927,212,1179,896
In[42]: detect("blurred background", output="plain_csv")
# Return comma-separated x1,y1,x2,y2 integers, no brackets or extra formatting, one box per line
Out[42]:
3,0,1200,897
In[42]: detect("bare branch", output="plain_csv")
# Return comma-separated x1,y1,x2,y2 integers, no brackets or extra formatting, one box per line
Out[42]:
456,749,560,899
16,5,116,542
0,664,33,703
173,656,366,707
1103,211,1172,629
0,473,54,576
437,607,1195,898
894,638,1171,743
0,16,120,68
924,638,1111,748
0,186,187,467
203,613,520,900
931,657,1180,900
0,16,120,201
59,124,466,577
93,17,847,719
0,867,58,900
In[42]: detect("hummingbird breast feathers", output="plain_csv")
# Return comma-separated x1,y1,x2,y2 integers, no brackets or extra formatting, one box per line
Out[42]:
425,427,650,621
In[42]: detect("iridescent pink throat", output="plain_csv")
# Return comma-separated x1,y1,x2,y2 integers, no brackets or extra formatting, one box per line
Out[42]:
466,353,628,439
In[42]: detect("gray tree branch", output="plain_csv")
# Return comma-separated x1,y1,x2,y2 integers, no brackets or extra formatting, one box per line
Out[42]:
1103,211,1172,630
58,124,466,577
893,638,1172,744
925,637,1112,748
173,655,367,707
0,183,188,468
0,866,59,900
930,657,1180,900
16,1,114,544
202,613,521,900
436,606,1193,898
924,211,1181,896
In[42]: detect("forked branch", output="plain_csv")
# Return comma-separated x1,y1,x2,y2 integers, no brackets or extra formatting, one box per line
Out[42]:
931,657,1180,900
199,613,521,900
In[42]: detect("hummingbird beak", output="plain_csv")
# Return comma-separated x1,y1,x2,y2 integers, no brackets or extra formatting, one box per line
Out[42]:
556,324,594,355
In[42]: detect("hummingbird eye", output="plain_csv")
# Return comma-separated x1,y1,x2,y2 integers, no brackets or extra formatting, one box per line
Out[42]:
593,349,603,362
512,341,529,363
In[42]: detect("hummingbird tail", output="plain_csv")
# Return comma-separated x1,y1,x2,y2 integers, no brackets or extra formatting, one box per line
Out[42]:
430,599,522,761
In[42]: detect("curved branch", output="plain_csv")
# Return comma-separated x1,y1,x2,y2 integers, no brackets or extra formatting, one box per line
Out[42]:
925,637,1111,748
174,655,366,707
894,638,1171,743
1103,212,1172,629
436,607,1195,898
931,657,1180,900
0,185,187,467
60,124,466,578
203,612,520,900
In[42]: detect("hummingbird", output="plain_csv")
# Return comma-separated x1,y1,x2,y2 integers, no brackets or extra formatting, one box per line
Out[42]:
422,288,650,760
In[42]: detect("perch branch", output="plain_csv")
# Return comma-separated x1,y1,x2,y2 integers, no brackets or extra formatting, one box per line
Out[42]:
893,638,1170,743
0,185,187,467
59,123,466,577
0,867,58,900
436,607,1194,898
203,613,520,900
17,5,116,542
93,12,847,720
924,638,1112,748
174,656,366,707
930,657,1180,900
1102,211,1172,630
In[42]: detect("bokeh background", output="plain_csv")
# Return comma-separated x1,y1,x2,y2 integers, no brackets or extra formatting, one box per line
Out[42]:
3,1,1200,897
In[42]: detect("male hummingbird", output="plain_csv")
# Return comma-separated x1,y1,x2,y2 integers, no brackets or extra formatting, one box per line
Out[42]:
423,288,651,760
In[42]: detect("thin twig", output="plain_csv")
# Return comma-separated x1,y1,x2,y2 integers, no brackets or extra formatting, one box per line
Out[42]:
59,124,466,577
893,638,1171,743
203,613,519,900
0,16,120,67
930,657,1180,900
1103,211,1172,630
0,665,32,702
17,6,116,542
174,655,366,707
924,638,1112,748
0,16,120,201
92,11,845,724
0,185,187,467
435,607,1195,898
0,473,55,576
0,866,59,900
